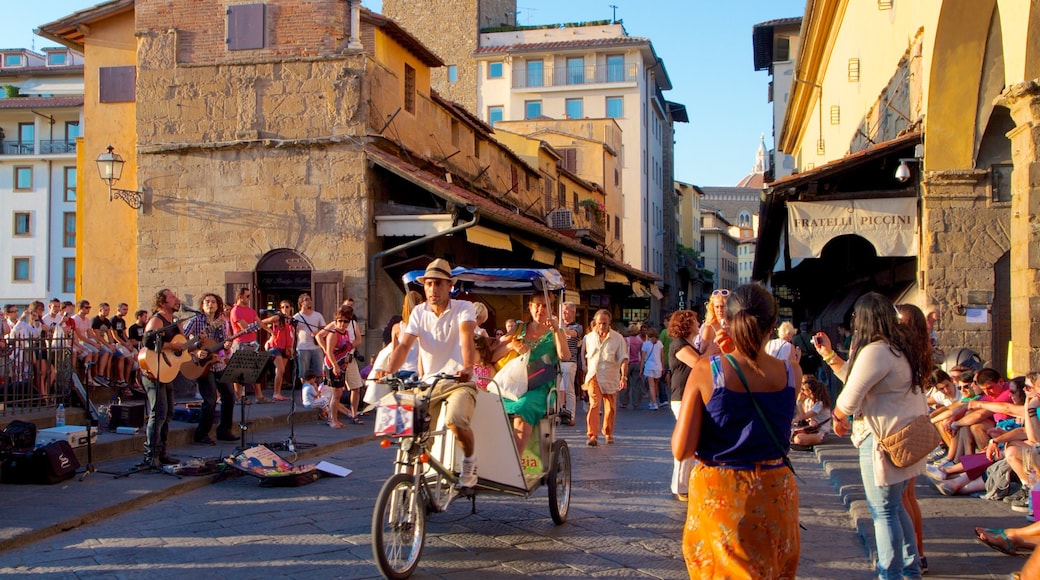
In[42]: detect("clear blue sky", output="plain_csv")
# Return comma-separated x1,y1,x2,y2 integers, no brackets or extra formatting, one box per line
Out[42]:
2,0,806,186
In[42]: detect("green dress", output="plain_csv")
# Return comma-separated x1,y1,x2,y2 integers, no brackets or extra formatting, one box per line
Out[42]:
503,322,558,426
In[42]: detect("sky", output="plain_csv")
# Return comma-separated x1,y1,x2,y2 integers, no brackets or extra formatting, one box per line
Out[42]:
1,0,806,186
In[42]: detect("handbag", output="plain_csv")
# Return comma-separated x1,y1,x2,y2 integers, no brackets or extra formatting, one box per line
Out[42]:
488,353,530,400
877,414,942,468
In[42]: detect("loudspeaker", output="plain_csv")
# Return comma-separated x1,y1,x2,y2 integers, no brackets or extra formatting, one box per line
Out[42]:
110,403,146,429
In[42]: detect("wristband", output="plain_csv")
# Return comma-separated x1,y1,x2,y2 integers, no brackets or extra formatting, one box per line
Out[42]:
1029,407,1038,418
823,351,837,364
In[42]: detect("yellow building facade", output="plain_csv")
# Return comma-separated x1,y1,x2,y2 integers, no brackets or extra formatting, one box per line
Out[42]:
763,0,1040,373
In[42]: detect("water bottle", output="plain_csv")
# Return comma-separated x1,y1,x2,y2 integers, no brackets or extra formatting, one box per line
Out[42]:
55,404,66,428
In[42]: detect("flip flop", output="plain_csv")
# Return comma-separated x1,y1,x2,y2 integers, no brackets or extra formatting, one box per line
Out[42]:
350,416,365,425
975,528,1027,557
272,395,289,402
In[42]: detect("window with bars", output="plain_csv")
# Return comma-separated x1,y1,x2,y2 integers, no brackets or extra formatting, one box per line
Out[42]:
404,64,416,113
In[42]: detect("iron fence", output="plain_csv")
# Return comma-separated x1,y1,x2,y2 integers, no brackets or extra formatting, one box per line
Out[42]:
0,336,73,415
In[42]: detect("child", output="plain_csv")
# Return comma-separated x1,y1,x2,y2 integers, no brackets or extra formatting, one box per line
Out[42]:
473,335,494,391
301,370,332,423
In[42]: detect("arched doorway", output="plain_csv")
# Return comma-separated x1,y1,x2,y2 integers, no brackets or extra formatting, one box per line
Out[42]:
225,249,341,321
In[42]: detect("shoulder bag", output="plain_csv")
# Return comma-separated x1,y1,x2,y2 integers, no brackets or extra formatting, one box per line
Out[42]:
877,413,941,468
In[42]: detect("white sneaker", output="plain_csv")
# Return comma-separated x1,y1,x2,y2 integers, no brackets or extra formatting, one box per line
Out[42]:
648,403,659,410
460,456,478,488
924,464,945,482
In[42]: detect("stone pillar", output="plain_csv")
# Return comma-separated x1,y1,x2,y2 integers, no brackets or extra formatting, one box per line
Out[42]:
348,0,363,50
998,80,1040,374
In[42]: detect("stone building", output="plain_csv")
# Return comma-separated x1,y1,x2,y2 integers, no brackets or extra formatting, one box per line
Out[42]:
384,2,685,319
754,1,1040,374
39,0,657,350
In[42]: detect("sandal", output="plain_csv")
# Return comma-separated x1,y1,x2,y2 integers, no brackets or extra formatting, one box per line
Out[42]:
272,395,289,402
328,421,345,429
975,528,1028,557
350,415,365,425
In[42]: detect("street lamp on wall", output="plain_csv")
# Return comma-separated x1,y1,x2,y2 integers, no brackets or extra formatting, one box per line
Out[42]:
96,145,143,209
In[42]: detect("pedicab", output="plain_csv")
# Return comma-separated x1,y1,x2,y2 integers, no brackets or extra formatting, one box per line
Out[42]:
369,267,572,579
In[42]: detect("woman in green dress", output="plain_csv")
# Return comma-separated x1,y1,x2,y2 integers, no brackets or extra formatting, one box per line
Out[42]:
502,293,570,454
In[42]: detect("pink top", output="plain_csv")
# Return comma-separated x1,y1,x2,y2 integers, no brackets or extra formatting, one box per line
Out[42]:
266,322,293,351
627,335,643,363
230,304,259,343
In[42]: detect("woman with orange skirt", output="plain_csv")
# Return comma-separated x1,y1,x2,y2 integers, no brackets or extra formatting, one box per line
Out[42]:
673,284,800,579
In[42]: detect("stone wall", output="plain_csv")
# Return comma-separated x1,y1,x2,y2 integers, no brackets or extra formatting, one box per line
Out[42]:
132,22,372,309
383,0,516,114
922,169,1009,365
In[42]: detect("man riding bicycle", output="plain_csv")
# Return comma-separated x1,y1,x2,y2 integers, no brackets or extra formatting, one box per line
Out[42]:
377,259,479,487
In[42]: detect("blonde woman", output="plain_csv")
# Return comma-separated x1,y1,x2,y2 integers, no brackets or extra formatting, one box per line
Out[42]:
697,289,730,358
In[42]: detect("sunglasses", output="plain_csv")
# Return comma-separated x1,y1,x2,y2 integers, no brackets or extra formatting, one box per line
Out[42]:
712,289,730,297
335,319,349,323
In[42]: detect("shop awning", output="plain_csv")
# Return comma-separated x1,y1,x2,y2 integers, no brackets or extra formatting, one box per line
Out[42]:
561,252,580,270
632,281,650,298
605,269,629,284
650,283,664,300
374,214,454,237
579,257,596,276
18,77,84,95
466,225,512,250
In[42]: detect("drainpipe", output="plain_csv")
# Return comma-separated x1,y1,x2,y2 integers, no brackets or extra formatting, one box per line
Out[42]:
365,211,479,354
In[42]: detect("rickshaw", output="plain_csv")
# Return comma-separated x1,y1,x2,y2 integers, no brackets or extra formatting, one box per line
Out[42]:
369,268,573,579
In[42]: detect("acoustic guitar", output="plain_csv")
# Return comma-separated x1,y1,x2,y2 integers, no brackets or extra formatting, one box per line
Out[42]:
139,322,260,382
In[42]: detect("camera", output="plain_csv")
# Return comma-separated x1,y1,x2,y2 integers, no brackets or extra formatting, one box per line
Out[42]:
811,335,821,347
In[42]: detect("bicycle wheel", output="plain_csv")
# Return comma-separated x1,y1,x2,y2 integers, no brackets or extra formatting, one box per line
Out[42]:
372,473,426,579
547,439,571,524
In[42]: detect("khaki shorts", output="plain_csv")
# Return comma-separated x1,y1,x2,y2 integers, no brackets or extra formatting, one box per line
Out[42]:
428,380,477,430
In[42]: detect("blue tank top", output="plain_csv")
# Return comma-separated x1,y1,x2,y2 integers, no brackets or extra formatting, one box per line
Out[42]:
696,355,797,464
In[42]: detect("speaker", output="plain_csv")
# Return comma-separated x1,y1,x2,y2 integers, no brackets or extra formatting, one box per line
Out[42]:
110,403,146,429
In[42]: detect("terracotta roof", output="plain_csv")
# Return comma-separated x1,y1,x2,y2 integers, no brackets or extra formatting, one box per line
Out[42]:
475,36,649,55
35,0,135,52
365,145,658,283
767,131,922,191
0,96,83,109
735,172,765,188
0,65,84,78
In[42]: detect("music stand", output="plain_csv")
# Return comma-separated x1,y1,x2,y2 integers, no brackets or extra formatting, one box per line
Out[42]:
223,349,272,450
69,375,120,480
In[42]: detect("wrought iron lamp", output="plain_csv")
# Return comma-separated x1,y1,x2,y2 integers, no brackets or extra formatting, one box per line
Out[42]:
96,145,143,209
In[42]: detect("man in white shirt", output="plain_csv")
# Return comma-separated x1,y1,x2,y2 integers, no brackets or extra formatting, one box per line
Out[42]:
293,293,327,382
583,309,629,446
380,259,479,487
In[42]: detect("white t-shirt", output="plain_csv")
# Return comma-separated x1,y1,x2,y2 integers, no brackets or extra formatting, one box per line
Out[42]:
294,310,327,351
302,382,331,408
402,299,476,379
641,340,664,372
766,338,793,361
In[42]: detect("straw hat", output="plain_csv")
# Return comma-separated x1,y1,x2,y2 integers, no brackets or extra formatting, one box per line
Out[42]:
417,258,455,283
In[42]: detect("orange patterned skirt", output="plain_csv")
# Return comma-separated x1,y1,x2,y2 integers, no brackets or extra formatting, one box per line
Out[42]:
682,461,800,579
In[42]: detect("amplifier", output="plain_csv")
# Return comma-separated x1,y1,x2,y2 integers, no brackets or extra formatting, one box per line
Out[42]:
110,403,146,429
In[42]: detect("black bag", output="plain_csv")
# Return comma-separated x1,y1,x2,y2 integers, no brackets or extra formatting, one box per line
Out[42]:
1,440,79,484
0,420,37,453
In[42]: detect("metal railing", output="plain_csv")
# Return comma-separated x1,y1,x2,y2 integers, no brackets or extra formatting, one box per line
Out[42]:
0,140,77,155
0,336,73,415
513,62,638,89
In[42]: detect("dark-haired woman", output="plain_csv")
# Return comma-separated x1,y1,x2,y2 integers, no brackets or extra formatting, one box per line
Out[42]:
815,293,930,580
673,284,800,578
667,310,700,502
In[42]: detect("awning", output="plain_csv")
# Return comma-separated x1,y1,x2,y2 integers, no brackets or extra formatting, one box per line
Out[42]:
650,283,664,300
632,281,650,298
18,77,84,95
466,225,512,250
375,214,454,237
787,197,918,258
605,269,629,284
579,257,596,276
561,252,580,270
582,273,605,290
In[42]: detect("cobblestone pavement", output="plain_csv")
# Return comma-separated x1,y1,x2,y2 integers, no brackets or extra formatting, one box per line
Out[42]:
0,403,1029,578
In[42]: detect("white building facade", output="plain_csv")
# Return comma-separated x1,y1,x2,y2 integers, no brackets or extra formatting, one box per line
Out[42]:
473,23,674,278
0,47,83,304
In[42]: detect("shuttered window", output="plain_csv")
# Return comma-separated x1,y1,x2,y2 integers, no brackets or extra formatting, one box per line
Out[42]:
227,3,266,50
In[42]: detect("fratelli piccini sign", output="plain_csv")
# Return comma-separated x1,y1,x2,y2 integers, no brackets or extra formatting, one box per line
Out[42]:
787,198,918,259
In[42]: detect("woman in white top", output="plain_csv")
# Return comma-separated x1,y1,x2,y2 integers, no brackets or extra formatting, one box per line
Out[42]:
792,375,831,446
640,329,665,410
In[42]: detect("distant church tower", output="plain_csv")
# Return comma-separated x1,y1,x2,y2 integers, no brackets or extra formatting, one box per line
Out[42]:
736,134,769,188
382,0,517,114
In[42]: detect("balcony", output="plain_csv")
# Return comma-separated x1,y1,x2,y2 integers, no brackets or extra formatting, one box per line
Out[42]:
0,139,77,155
513,62,638,89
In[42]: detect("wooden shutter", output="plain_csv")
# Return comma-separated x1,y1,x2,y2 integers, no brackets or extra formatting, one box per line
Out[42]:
99,66,136,103
311,270,342,323
227,3,266,50
225,271,254,307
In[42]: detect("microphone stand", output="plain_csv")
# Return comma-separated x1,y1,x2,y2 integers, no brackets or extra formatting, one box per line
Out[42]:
264,315,314,455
